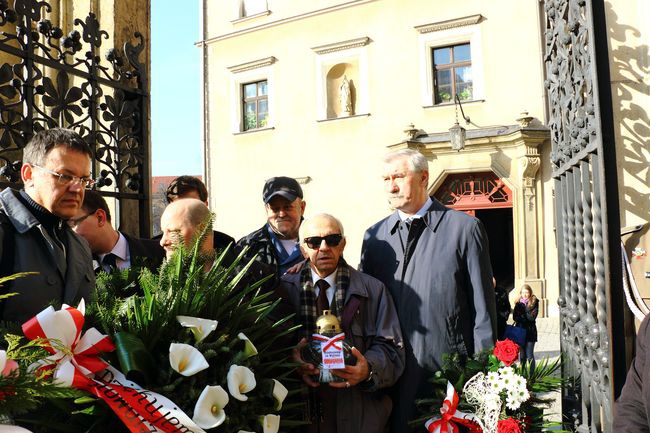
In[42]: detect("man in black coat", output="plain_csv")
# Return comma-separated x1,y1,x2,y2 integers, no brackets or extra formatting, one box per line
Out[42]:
70,189,164,273
0,128,95,323
359,149,496,433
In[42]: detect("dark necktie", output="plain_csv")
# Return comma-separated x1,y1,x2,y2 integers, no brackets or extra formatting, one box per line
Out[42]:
102,253,118,272
315,279,330,315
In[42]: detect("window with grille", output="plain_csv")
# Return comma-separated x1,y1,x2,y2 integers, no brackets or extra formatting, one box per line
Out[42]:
432,43,473,104
242,80,268,131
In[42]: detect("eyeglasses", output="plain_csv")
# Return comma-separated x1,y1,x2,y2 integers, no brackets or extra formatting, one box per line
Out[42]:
67,212,93,228
32,165,96,189
303,234,343,250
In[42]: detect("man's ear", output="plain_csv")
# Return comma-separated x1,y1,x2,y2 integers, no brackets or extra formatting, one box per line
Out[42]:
421,170,429,187
95,209,106,226
21,163,34,186
299,200,306,215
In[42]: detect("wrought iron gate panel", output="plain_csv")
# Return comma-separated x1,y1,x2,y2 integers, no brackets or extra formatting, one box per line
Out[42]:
545,0,626,431
0,0,150,235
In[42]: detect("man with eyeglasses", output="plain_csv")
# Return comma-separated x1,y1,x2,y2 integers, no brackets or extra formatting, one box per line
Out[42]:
70,190,165,275
281,213,404,433
0,128,95,323
359,148,496,433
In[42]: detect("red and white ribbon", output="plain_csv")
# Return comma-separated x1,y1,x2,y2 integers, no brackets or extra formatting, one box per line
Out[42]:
22,299,115,387
312,333,345,351
425,382,482,433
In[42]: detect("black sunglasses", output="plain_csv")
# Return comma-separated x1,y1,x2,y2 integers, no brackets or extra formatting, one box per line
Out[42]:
303,234,343,250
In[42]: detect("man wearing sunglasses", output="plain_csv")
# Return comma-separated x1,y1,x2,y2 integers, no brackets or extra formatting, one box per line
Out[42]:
0,128,95,323
281,213,404,433
360,148,496,433
70,190,165,275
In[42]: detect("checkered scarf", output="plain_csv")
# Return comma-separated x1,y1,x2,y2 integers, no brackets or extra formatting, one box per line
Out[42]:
298,259,350,339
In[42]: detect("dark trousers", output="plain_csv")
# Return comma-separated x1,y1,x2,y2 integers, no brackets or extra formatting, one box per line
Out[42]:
519,341,536,371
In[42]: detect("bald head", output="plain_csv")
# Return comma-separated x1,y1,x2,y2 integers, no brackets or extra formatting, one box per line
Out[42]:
160,198,213,259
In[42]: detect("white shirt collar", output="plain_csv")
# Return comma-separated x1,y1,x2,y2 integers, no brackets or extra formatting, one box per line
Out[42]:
398,197,432,221
98,231,129,263
311,268,337,289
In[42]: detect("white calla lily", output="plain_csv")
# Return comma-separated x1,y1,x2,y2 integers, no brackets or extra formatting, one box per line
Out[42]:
272,379,288,410
260,414,280,433
169,343,209,376
192,385,229,429
238,332,258,358
177,316,219,342
227,364,256,401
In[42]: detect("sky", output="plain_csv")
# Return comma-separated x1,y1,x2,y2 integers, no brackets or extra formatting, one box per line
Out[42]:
150,2,202,177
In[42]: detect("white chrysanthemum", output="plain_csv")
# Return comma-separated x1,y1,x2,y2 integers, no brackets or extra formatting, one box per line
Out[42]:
169,343,209,376
192,385,229,428
227,365,257,401
486,371,501,392
177,316,218,342
261,414,280,433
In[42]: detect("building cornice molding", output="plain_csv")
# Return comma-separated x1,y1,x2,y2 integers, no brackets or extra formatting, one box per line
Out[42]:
311,37,370,55
197,0,379,46
227,56,277,73
414,14,483,34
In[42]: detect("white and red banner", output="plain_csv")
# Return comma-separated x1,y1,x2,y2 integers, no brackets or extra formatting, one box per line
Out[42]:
312,333,345,369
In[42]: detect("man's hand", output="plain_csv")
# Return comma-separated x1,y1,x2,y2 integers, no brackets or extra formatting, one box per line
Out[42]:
329,347,369,389
292,337,320,388
285,260,306,274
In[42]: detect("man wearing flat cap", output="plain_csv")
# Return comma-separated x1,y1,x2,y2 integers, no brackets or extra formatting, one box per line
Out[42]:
237,176,306,279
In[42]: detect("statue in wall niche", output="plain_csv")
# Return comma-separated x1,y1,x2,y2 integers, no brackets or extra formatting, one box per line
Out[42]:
339,75,353,116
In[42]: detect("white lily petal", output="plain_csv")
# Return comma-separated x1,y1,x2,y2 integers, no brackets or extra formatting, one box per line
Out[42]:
169,343,209,376
261,414,280,433
272,379,288,410
177,316,218,343
0,350,6,372
192,385,229,429
227,365,256,401
238,332,258,358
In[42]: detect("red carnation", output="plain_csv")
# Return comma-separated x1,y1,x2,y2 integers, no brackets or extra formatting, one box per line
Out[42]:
493,339,519,366
497,417,522,433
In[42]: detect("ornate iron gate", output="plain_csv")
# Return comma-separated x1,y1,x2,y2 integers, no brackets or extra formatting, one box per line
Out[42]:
0,0,150,235
545,0,629,431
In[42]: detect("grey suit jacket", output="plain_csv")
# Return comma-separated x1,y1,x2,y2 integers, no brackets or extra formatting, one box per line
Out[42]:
0,188,94,323
360,198,496,433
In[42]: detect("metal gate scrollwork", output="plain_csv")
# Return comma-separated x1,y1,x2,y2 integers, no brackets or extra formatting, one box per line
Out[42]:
0,0,150,235
545,0,627,431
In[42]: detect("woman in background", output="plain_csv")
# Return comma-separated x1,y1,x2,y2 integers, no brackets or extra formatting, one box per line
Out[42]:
513,284,539,370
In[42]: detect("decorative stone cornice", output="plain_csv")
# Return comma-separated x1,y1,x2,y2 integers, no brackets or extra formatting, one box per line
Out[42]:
414,14,483,34
227,56,277,73
311,37,370,55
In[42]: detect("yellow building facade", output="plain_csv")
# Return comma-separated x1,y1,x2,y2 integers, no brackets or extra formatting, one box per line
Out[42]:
199,0,569,317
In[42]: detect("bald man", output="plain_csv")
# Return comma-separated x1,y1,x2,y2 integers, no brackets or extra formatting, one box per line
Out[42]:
159,199,276,294
159,198,214,259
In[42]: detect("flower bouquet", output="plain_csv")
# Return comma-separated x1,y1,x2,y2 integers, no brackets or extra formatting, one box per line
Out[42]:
11,231,301,433
415,339,566,433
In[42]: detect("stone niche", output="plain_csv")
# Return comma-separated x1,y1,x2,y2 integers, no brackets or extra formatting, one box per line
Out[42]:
326,62,358,119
